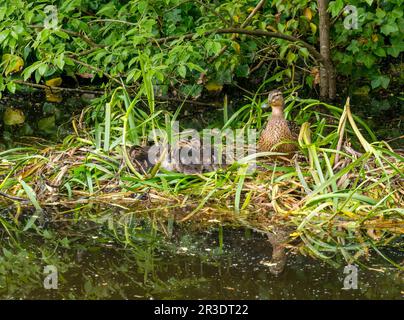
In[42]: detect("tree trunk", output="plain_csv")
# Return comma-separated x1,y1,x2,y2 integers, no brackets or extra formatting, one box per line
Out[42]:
317,0,336,100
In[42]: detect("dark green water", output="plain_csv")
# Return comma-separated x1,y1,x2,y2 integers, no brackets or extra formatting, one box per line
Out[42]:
0,217,402,300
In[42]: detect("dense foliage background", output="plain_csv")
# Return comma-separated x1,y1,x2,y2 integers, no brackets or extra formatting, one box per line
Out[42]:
0,0,403,99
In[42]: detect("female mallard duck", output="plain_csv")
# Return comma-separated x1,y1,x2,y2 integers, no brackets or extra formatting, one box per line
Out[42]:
258,90,299,156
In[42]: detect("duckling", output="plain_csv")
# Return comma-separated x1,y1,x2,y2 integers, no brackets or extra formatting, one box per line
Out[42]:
258,90,299,156
129,138,226,175
129,145,153,175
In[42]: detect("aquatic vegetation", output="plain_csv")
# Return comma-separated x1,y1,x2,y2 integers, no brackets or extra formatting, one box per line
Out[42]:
0,82,402,269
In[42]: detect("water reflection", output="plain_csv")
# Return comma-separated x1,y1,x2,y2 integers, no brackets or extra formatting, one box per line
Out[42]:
0,220,402,300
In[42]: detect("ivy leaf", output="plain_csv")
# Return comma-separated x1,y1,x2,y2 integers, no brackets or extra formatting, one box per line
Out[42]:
361,54,376,68
374,47,386,57
328,0,344,17
381,23,398,35
387,46,401,57
371,75,390,89
375,8,386,19
347,40,359,54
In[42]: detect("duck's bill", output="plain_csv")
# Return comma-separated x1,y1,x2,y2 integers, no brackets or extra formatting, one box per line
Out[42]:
261,102,269,109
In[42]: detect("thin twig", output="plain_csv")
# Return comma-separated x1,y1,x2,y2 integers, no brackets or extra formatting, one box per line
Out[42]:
68,57,122,86
155,96,221,107
0,191,29,202
70,47,103,57
88,19,137,26
29,25,105,48
154,28,324,63
13,80,105,95
241,0,267,28
13,80,220,107
250,58,265,73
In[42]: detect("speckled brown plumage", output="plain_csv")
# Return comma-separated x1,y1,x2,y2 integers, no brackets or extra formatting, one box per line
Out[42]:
129,138,227,175
258,90,299,155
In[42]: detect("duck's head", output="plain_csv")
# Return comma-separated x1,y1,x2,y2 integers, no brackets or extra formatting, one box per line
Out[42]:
268,90,284,108
261,90,284,111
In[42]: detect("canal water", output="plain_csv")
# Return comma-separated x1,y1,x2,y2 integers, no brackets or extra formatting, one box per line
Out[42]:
0,219,402,299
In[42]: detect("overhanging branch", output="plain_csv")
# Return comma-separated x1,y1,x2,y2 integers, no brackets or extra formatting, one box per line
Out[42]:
155,28,324,64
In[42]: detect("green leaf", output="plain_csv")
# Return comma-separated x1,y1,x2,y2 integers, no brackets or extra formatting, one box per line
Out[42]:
387,46,400,57
0,6,7,20
22,61,43,80
0,29,10,43
54,30,69,39
386,38,404,57
287,51,297,65
328,0,344,17
299,47,310,59
19,179,42,213
35,69,41,83
6,81,16,93
371,76,390,89
38,116,56,132
97,2,116,17
177,65,187,78
55,54,65,70
347,40,359,54
23,214,39,231
381,23,398,35
379,76,390,89
38,63,48,76
186,62,205,73
361,54,375,68
375,8,386,19
374,47,386,57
